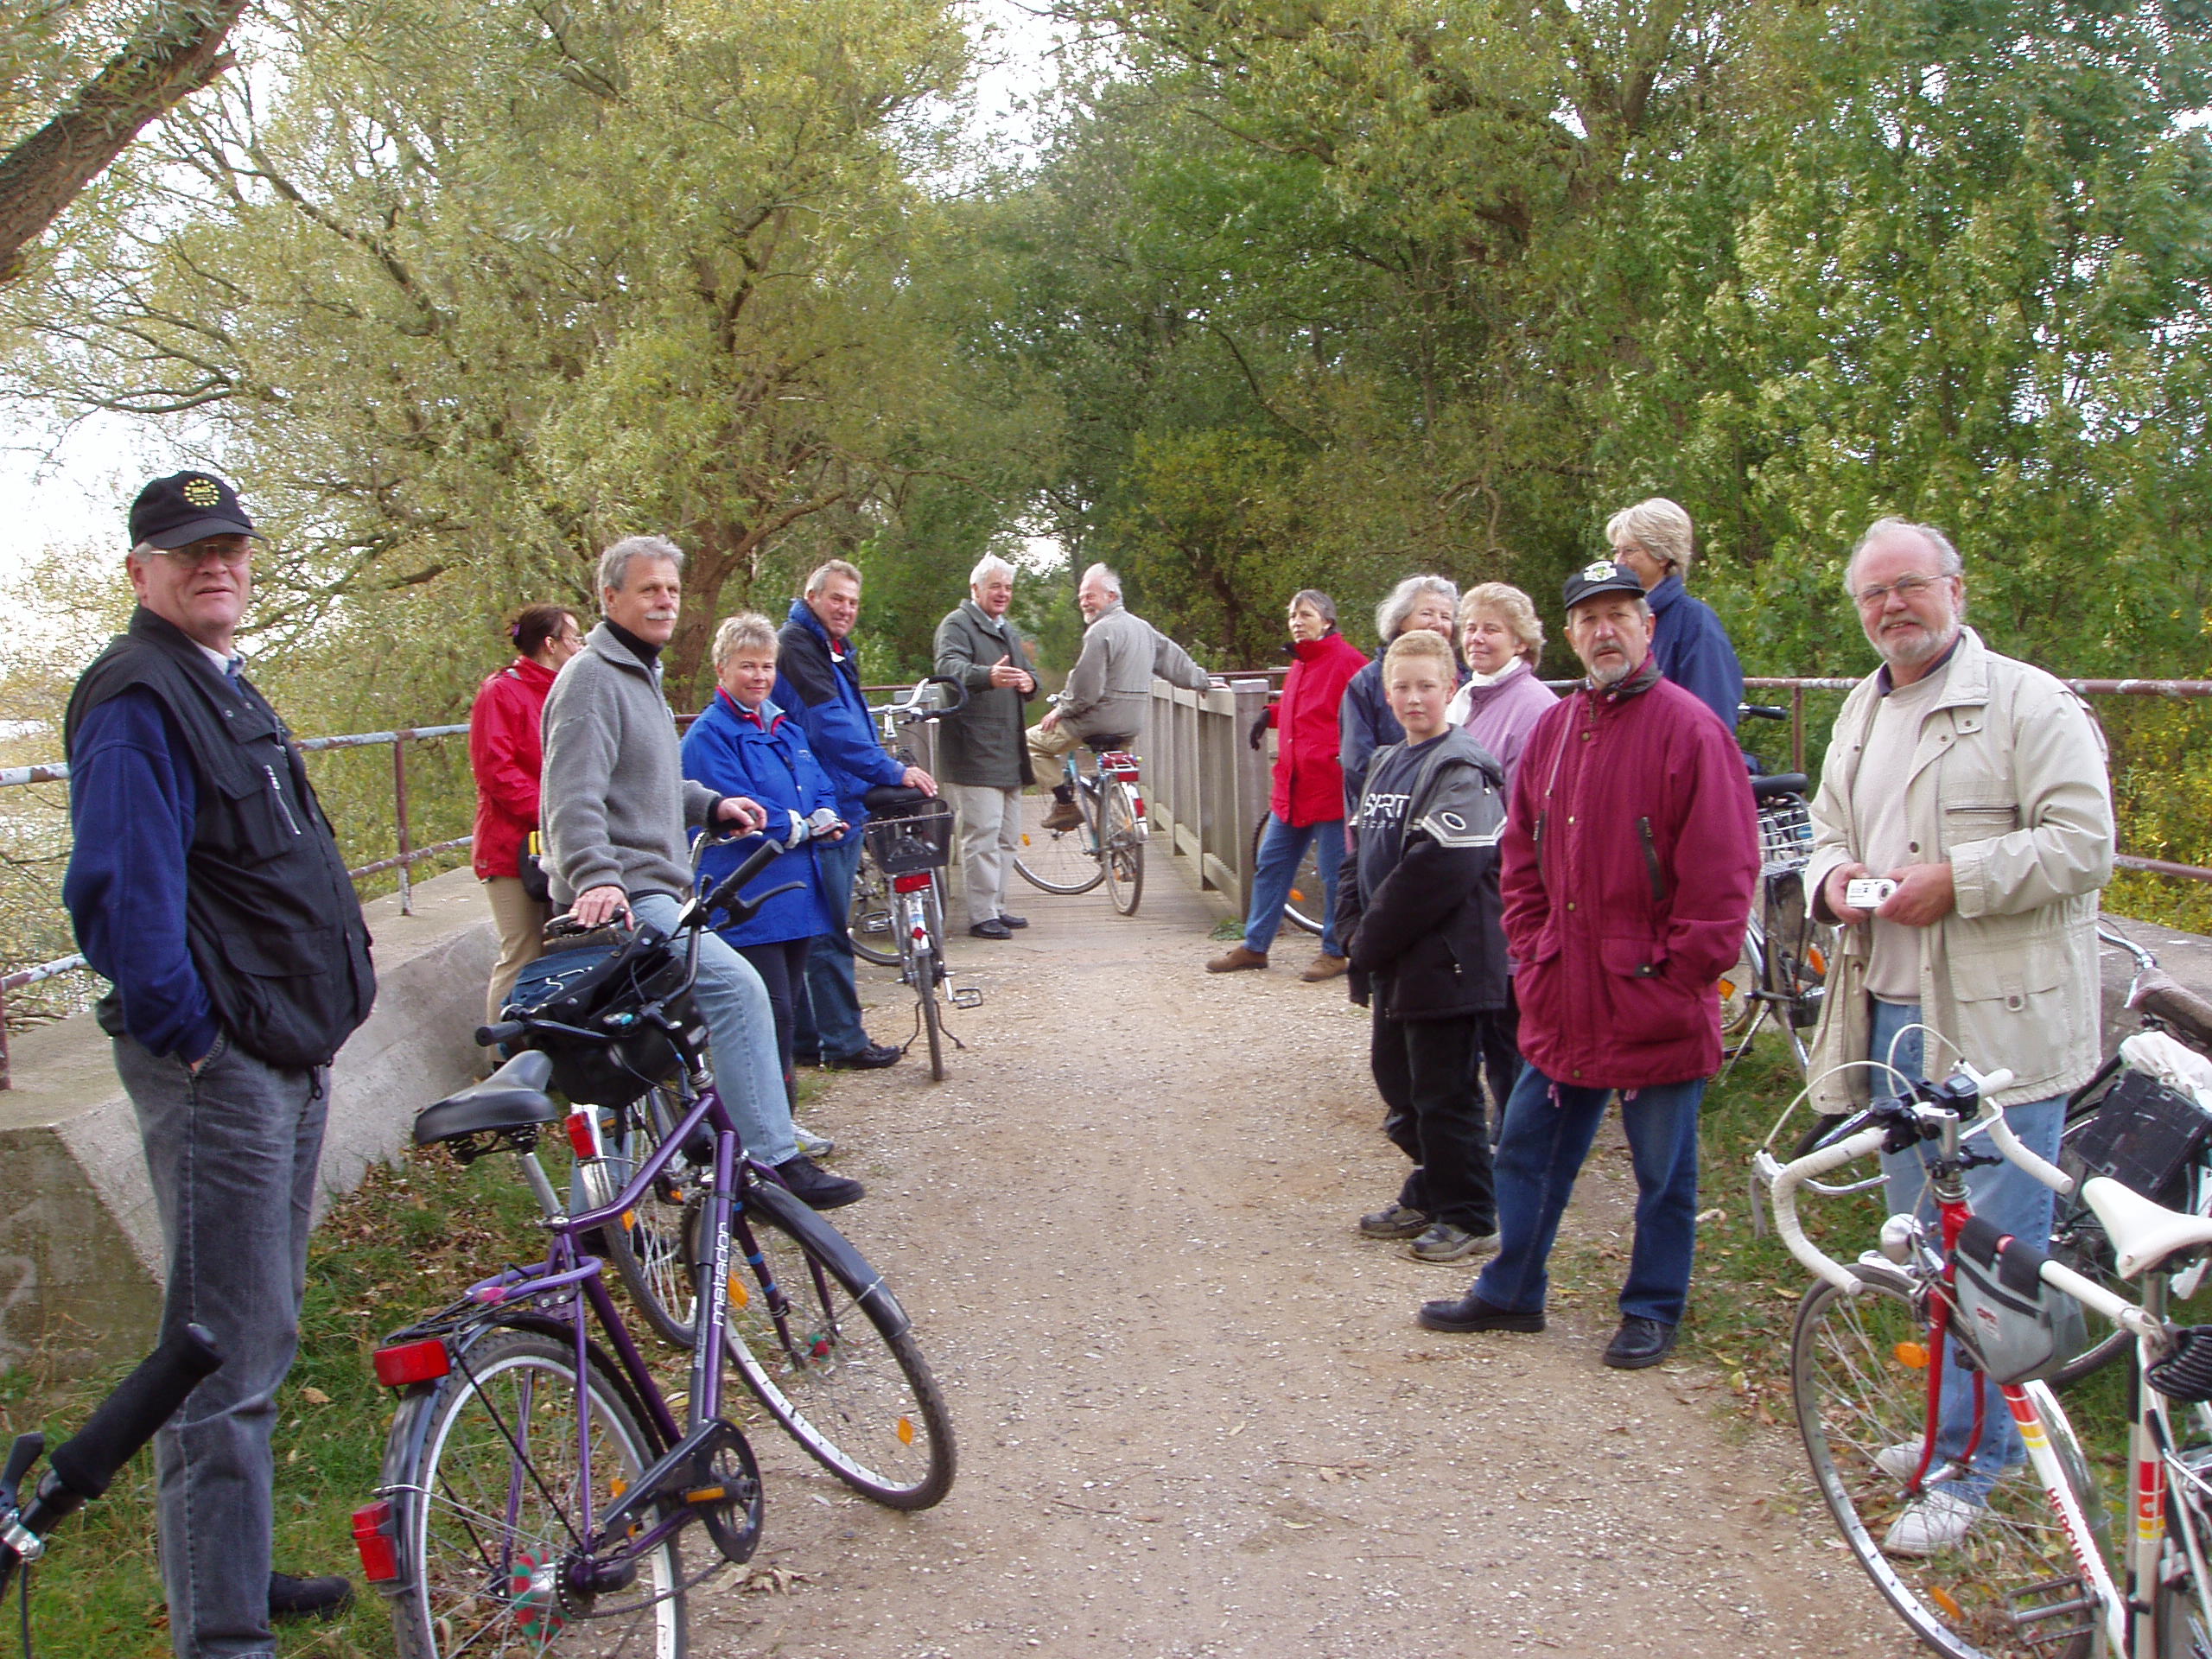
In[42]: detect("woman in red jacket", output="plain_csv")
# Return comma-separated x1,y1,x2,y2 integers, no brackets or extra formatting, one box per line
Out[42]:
1208,590,1370,980
469,602,583,1023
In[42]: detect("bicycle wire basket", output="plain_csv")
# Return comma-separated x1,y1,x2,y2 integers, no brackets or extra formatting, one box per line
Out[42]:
1758,793,1815,871
863,798,956,877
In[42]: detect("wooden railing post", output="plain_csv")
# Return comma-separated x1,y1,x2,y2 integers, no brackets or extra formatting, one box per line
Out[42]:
1228,678,1271,915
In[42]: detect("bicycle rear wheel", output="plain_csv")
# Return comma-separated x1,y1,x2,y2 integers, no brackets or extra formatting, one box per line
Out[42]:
723,1185,955,1510
849,842,899,966
1792,1266,2096,1659
1103,779,1144,915
584,1084,697,1349
1013,786,1103,894
385,1328,693,1658
919,973,945,1081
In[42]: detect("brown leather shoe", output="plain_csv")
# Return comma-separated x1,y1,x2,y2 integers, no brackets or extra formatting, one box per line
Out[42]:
1300,953,1349,982
1207,944,1268,973
1040,801,1084,831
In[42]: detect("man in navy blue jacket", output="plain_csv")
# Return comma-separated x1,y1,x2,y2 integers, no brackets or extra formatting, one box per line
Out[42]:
774,559,936,1069
64,473,374,1652
1606,497,1745,740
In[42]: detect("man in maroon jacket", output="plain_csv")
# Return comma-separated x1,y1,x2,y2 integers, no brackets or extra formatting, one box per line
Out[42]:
1416,559,1757,1369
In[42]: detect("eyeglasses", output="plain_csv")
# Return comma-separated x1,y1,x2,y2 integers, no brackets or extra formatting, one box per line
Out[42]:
1852,573,1948,609
156,540,251,568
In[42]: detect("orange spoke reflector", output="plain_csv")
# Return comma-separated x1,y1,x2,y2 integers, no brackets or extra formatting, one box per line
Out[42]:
1928,1586,1963,1618
612,1477,628,1498
1288,887,1308,903
729,1275,750,1308
686,1486,728,1504
1718,978,1738,998
621,1210,636,1230
1895,1341,1930,1369
1808,947,1828,975
897,1417,916,1445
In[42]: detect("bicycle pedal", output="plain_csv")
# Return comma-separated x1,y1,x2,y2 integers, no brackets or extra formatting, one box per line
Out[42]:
950,988,983,1009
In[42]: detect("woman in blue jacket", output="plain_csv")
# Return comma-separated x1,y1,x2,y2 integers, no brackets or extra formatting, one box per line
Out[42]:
682,613,847,1121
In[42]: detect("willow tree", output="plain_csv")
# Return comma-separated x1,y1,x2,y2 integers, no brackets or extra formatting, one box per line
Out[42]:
2,0,995,711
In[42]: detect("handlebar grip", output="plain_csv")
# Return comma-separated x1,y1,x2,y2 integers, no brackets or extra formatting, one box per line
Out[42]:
1769,1126,1890,1293
44,1324,222,1504
476,1020,526,1048
700,838,791,920
1740,703,1789,721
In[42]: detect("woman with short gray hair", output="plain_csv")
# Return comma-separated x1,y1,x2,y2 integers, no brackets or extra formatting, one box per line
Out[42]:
1339,575,1460,815
1605,497,1743,732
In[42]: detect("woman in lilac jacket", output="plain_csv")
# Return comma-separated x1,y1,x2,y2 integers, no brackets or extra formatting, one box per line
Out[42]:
1446,583,1558,789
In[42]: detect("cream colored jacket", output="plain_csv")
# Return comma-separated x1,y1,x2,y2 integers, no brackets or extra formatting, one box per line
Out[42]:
1804,627,2113,1112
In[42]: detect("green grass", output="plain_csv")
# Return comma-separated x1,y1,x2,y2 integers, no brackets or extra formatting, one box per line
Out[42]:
0,1147,549,1658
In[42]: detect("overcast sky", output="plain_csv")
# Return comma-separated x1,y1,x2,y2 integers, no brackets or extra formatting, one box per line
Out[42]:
0,0,1067,580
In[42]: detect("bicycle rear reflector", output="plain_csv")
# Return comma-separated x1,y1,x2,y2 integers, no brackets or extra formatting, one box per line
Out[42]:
352,1500,399,1582
565,1109,601,1161
372,1338,452,1388
892,872,932,893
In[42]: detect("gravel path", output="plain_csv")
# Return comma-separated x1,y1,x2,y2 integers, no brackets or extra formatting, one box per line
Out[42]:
694,855,1917,1656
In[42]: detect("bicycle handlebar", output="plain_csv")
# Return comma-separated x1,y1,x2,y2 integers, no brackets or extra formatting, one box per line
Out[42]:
2134,969,2212,1053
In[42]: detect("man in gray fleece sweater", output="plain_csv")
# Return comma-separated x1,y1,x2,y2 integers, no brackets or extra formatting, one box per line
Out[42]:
541,534,861,1210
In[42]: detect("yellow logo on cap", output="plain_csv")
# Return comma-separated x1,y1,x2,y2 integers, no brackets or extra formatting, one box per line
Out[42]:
1581,559,1620,582
181,477,222,508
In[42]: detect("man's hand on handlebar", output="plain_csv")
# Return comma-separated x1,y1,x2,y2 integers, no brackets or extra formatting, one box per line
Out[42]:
715,795,768,834
569,885,632,930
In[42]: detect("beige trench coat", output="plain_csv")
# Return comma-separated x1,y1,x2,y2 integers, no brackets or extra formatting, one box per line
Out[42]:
1803,626,2113,1113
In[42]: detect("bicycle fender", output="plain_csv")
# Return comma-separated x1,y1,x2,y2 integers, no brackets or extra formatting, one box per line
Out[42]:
745,1178,912,1338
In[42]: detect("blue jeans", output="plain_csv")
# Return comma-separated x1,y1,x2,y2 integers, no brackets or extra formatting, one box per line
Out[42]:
1474,1065,1707,1325
1243,813,1346,957
631,892,797,1166
1870,999,2064,1500
116,1033,327,1659
795,831,873,1061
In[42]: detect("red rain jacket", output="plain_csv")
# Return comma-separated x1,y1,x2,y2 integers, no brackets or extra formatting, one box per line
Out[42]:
1267,630,1369,827
468,656,556,880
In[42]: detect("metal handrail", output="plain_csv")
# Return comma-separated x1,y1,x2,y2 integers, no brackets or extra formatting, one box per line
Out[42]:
0,721,474,1086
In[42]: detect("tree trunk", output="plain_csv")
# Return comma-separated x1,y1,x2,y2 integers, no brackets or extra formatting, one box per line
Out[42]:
0,0,248,282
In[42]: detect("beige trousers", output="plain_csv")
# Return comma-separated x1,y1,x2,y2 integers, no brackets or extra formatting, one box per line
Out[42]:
482,875,550,1026
944,781,1021,925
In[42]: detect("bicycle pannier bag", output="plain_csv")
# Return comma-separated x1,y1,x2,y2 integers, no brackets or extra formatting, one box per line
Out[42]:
2069,1065,2212,1211
1950,1215,2086,1386
505,925,702,1107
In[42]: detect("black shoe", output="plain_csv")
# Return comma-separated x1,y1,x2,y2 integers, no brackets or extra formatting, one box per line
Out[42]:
1602,1315,1678,1370
270,1571,354,1624
969,918,1013,940
997,914,1028,929
823,1042,900,1070
792,1049,823,1066
775,1154,865,1210
1415,1291,1545,1335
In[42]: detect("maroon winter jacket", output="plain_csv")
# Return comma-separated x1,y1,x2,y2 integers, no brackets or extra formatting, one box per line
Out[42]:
1502,659,1758,1090
1266,630,1369,826
468,656,556,880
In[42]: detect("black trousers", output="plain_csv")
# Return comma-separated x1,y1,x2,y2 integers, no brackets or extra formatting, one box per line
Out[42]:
1371,1007,1497,1233
1474,983,1523,1121
737,938,814,1112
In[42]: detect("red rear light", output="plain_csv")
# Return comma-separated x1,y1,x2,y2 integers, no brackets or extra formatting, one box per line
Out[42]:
373,1338,452,1388
565,1109,600,1161
892,872,932,893
353,1500,400,1582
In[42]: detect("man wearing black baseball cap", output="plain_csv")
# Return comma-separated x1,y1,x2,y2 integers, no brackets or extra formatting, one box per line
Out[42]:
1415,557,1758,1371
62,472,375,1647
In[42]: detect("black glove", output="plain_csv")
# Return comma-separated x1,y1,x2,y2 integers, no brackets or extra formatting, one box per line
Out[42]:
1248,710,1270,751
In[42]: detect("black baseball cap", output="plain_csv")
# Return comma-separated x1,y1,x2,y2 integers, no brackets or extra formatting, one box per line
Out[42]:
1561,558,1645,611
129,472,260,550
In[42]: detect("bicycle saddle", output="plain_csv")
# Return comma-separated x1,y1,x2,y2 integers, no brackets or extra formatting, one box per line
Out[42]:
1751,772,1810,799
864,784,931,812
1083,734,1136,753
413,1050,559,1147
2082,1173,2212,1279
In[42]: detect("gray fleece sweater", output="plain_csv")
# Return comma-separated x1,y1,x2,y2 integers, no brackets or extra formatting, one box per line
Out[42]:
541,622,717,906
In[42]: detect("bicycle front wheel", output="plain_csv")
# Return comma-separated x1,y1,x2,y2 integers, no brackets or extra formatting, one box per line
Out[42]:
1792,1267,2096,1659
1013,787,1103,894
724,1185,956,1510
386,1328,692,1658
1103,780,1144,915
583,1084,698,1349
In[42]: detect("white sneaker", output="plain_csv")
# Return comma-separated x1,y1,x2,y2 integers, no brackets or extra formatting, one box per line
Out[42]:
1882,1488,1983,1557
1873,1440,1960,1484
793,1123,836,1159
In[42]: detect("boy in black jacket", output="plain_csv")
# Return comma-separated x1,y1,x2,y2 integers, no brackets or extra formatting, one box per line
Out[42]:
1340,629,1511,1264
